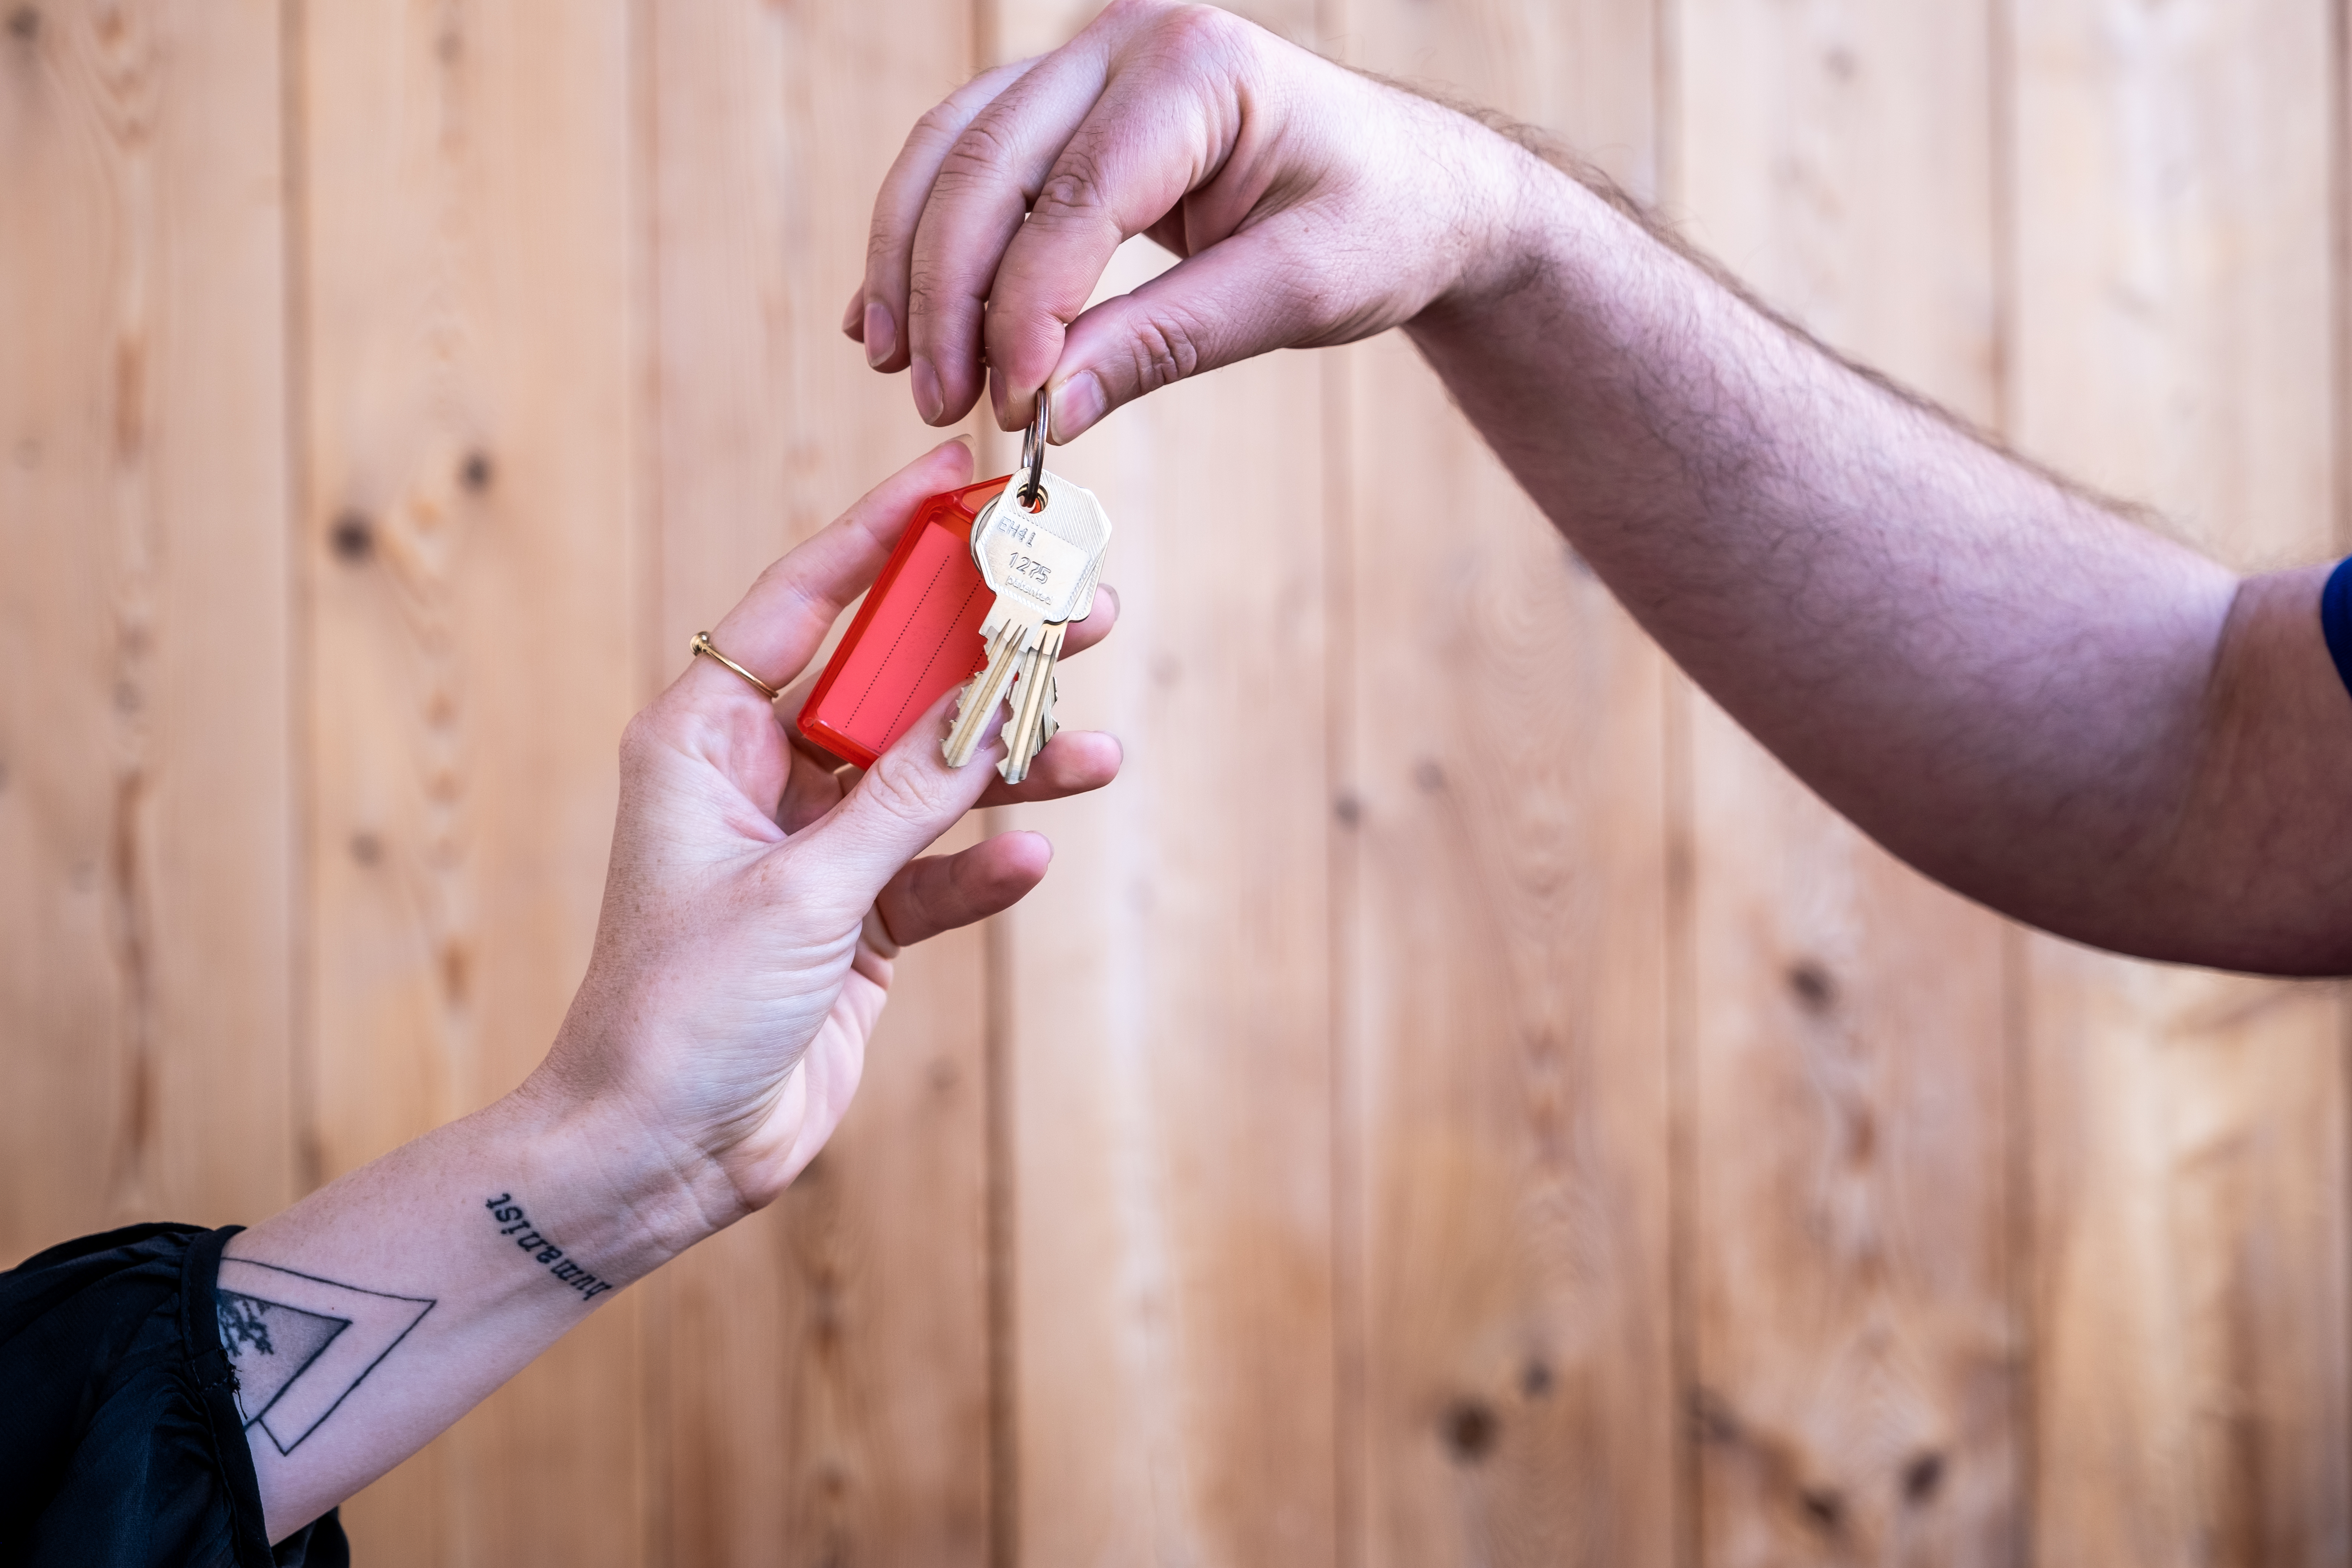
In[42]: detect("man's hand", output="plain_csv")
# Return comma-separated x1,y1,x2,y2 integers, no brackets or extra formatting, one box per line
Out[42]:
541,437,1121,1216
847,6,2352,972
843,0,1533,438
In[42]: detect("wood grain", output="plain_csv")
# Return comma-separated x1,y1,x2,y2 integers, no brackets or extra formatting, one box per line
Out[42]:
985,9,1337,1559
295,1,644,1559
1341,4,1675,1565
640,1,993,1561
6,4,2352,1564
985,244,1340,1568
0,0,295,1259
1672,2,2020,1562
2006,1,2352,1562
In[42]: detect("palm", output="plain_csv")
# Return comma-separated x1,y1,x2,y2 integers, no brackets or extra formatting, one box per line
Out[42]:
628,693,891,1205
545,440,1117,1228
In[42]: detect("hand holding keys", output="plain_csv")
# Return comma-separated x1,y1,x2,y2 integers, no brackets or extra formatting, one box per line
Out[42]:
943,407,1112,783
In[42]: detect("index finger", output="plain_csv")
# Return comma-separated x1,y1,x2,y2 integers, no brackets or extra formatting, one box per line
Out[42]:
687,438,977,709
895,41,1122,425
850,57,1039,375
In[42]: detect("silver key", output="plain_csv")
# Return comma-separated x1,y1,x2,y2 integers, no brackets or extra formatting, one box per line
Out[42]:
1000,623,1063,782
943,467,1109,771
942,603,1045,769
991,476,1110,781
1000,539,1103,779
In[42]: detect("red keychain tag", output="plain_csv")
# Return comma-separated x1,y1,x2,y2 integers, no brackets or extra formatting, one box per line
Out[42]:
797,475,1009,769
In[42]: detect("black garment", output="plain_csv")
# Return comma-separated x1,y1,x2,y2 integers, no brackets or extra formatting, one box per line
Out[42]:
0,1223,348,1567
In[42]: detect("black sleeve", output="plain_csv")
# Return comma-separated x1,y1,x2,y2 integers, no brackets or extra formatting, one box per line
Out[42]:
0,1223,350,1568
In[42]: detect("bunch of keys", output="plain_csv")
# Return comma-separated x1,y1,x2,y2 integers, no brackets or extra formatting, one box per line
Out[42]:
795,402,1110,781
942,405,1112,782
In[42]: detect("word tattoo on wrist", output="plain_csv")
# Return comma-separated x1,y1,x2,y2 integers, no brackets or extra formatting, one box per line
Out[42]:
485,1193,614,1302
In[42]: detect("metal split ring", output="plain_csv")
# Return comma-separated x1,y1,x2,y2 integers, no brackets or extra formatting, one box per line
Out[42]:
1017,398,1049,509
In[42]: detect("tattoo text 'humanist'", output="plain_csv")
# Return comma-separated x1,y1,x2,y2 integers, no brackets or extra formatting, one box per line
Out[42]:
485,1194,614,1301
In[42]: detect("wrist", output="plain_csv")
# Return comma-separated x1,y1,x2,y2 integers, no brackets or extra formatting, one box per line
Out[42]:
497,1072,746,1286
1390,97,1574,330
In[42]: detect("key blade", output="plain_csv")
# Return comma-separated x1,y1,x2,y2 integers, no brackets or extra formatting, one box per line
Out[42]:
943,619,1033,768
998,646,1046,784
998,621,1066,784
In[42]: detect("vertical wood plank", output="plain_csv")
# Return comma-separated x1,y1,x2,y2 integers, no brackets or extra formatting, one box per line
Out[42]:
994,245,1338,1568
2006,0,2352,1562
0,0,296,1259
1672,2,2021,1562
641,1,993,1562
296,1,644,1559
989,6,1335,1563
1339,3,1675,1564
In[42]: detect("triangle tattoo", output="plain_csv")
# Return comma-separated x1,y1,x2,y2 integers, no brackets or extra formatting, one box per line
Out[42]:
215,1257,435,1456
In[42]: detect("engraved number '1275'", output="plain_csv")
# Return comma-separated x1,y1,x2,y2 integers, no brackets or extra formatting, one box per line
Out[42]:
1006,552,1053,586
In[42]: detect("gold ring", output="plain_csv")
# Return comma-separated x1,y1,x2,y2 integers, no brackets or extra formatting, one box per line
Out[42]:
690,631,782,701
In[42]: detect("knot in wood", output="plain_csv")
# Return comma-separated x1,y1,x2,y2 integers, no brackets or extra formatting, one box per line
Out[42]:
1442,1399,1497,1462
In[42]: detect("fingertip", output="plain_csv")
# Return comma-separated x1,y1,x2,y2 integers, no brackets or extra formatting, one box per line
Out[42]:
1043,729,1123,788
1079,729,1123,779
991,828,1054,881
841,285,866,340
913,357,946,424
863,300,898,369
933,433,977,484
1048,370,1109,439
1061,582,1120,655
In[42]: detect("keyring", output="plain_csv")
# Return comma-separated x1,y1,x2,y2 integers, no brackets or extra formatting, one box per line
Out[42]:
689,631,782,701
1017,398,1049,508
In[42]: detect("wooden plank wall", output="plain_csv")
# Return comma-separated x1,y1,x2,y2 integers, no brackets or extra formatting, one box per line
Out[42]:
3,1,2348,1565
0,0,296,1263
1674,3,2018,1563
2010,4,2350,1562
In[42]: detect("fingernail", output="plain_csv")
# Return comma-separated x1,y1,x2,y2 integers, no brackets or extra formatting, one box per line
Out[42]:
1049,372,1107,438
864,301,896,367
912,356,945,424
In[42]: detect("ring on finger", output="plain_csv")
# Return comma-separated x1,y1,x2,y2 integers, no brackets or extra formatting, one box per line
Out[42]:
690,631,782,701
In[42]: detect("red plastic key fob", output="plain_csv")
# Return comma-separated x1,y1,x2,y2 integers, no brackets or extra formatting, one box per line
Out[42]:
796,475,1010,769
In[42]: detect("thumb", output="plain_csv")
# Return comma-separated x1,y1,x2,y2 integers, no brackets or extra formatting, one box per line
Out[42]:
782,688,1002,920
1042,213,1393,439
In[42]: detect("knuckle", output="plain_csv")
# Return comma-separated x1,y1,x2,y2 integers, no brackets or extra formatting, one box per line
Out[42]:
936,112,1021,192
1142,2,1252,73
618,709,662,769
1034,145,1113,222
853,749,957,833
909,97,968,148
1123,304,1208,392
904,257,969,323
1090,0,1184,40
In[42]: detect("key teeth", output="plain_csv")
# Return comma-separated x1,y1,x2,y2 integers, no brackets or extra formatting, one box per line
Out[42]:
944,620,1037,769
944,679,988,768
950,670,991,733
997,630,1063,784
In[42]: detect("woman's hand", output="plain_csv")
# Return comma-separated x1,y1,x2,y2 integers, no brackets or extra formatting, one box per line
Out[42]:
537,438,1121,1220
844,0,1542,438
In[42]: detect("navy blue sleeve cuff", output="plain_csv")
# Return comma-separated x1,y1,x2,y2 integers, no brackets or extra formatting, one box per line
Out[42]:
2320,556,2352,706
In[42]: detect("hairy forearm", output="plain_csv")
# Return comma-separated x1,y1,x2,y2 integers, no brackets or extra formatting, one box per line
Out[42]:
222,1079,733,1542
1406,146,2352,968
